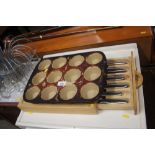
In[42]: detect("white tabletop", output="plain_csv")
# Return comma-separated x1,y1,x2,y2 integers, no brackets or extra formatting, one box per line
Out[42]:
16,43,147,128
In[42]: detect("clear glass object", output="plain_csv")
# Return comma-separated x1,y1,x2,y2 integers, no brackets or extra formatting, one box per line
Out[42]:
0,37,39,100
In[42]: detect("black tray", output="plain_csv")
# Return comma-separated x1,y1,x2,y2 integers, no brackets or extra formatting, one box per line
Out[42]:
23,51,107,104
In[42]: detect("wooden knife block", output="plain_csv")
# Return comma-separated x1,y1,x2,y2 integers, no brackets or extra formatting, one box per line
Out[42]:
97,53,141,115
18,53,142,115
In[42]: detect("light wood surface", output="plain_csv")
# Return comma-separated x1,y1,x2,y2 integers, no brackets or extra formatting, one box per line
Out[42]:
131,53,138,114
18,101,97,114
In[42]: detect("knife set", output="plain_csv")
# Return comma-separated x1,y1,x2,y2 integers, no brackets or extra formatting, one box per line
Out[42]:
18,51,142,115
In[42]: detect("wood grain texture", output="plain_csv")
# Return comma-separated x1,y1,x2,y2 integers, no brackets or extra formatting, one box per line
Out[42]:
18,101,97,115
26,26,153,65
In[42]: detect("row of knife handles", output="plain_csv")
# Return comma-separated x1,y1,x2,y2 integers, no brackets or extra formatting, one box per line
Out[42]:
98,59,134,104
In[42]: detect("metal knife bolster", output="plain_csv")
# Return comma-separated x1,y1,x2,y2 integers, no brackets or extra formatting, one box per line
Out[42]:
101,91,123,96
106,75,125,81
105,83,129,88
98,99,128,104
107,68,127,74
107,61,128,65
